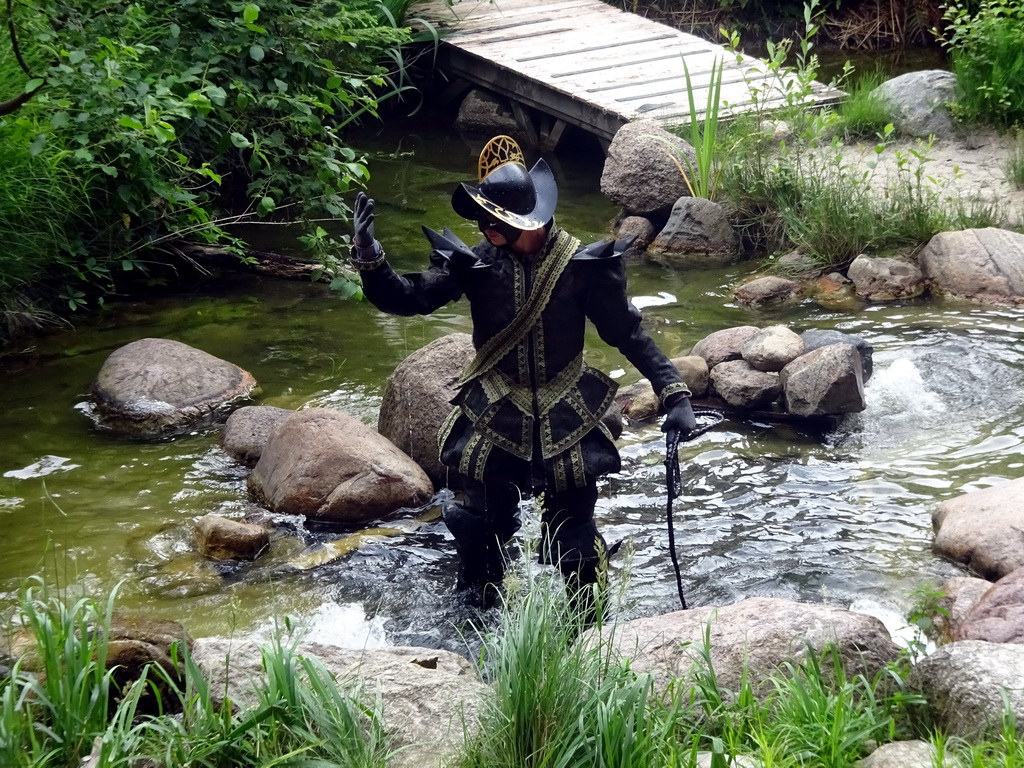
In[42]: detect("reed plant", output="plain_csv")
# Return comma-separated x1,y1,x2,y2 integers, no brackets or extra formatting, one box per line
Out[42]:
1004,132,1024,190
672,55,725,200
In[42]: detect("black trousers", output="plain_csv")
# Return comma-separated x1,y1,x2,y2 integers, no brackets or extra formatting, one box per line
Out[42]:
442,475,607,596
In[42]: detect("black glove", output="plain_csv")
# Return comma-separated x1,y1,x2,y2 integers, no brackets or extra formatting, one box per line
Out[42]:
352,191,378,257
661,396,697,443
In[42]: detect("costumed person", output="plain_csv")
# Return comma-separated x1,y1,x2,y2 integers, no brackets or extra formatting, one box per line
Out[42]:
349,135,696,610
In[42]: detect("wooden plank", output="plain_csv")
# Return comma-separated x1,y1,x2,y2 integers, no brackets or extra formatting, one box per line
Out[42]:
426,0,845,144
418,0,600,28
442,47,627,140
447,2,621,40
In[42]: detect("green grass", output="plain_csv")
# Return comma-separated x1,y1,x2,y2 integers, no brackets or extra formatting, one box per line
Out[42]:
1004,132,1024,190
5,574,1024,768
834,69,895,141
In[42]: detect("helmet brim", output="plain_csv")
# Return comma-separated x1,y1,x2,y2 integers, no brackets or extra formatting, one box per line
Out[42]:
451,158,558,231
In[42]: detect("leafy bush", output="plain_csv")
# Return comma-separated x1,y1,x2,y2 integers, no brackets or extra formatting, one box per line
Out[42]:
940,0,1024,127
0,0,415,322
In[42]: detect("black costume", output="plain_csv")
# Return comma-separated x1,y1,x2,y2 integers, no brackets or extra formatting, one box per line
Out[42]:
351,136,692,605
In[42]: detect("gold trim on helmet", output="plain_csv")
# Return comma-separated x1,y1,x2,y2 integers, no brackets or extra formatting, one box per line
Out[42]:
477,135,526,183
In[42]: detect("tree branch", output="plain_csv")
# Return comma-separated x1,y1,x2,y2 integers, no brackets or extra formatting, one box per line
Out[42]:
6,0,35,77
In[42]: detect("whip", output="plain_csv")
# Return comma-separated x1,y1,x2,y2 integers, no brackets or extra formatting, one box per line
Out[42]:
665,407,724,610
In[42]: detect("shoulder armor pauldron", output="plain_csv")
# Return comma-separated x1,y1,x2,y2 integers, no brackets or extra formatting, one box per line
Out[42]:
571,235,637,260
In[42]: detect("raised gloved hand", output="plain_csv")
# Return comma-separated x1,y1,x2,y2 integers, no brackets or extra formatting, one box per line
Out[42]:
661,396,697,445
352,191,379,258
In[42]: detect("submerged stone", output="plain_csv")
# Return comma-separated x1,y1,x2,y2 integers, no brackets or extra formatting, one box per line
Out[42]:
91,337,257,437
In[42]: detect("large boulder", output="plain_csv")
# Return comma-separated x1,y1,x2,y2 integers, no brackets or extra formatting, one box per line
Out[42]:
908,640,1024,738
780,343,866,416
378,333,475,490
91,338,257,436
598,597,900,696
192,637,489,768
955,566,1024,644
932,477,1024,581
221,405,292,466
249,408,433,524
601,119,696,215
847,254,925,301
919,228,1024,305
871,70,957,139
646,197,740,269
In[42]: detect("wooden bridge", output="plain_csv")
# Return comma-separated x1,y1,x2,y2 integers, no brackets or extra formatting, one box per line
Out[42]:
413,0,844,149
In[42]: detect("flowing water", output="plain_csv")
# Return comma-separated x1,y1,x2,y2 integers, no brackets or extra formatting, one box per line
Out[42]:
2,114,1022,655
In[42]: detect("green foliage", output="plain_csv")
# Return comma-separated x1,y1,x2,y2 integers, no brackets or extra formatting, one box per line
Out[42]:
940,0,1024,127
0,0,416,324
713,1,1006,269
1,584,391,767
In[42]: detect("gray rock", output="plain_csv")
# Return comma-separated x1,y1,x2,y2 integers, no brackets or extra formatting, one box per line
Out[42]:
249,408,434,524
871,70,957,139
455,89,521,142
937,576,995,645
598,597,901,696
615,215,660,258
647,197,740,268
710,359,782,409
956,566,1024,644
192,637,488,768
690,326,760,368
378,333,475,490
601,119,696,215
695,752,761,768
673,355,710,398
908,640,1024,739
847,254,925,301
194,514,270,561
613,356,709,422
800,329,873,382
774,249,821,277
733,276,802,307
222,405,292,466
919,227,1024,305
91,338,257,436
741,326,805,372
615,380,661,422
781,343,866,416
932,477,1024,581
857,740,938,768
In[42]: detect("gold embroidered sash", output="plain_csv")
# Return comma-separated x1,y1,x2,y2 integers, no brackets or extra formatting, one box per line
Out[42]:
459,229,580,386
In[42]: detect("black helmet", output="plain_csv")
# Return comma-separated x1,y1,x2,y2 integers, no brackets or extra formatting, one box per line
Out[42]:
451,135,557,231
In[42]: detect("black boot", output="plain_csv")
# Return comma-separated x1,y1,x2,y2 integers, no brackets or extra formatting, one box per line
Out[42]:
441,500,505,608
540,518,608,625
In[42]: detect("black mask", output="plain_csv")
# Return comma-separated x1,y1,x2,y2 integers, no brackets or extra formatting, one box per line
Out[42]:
478,216,522,245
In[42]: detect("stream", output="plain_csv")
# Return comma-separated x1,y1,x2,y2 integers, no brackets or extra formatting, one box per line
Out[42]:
2,112,1021,656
